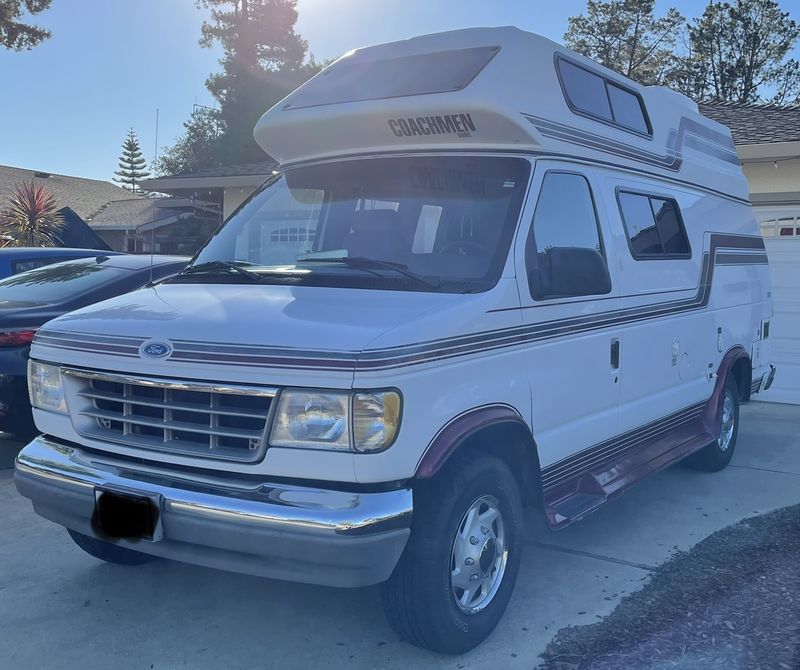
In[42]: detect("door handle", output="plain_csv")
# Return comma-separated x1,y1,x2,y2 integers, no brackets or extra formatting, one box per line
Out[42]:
610,338,620,370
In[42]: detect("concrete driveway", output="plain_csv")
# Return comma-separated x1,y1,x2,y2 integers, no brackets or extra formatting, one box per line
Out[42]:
1,402,799,670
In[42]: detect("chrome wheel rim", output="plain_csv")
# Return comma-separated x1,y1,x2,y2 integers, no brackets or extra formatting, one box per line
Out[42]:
450,495,508,614
718,389,735,451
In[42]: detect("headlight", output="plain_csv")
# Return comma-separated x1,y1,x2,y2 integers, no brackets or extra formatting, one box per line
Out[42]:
269,389,401,452
352,391,401,452
270,390,351,450
27,360,67,414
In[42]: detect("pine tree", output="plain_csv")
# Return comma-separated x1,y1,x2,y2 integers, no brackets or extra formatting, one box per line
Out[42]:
1,0,53,51
114,129,151,193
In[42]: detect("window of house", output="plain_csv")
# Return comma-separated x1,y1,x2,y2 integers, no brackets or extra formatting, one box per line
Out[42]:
618,191,691,259
557,57,651,136
526,172,611,300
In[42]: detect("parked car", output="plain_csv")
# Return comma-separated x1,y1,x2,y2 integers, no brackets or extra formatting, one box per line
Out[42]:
0,253,188,439
15,28,774,654
0,247,122,279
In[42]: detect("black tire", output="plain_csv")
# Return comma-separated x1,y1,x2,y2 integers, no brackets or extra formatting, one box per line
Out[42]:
67,529,158,566
686,376,740,472
380,452,524,654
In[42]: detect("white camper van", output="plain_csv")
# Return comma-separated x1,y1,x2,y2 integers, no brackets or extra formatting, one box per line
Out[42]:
16,28,775,653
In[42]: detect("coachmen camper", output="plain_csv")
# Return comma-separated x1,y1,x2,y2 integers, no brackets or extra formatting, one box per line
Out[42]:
15,28,774,653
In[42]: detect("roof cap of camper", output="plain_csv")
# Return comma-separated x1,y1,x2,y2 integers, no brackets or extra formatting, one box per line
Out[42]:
254,27,748,202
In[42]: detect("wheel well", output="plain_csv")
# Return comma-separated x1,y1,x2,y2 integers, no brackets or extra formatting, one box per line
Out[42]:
428,422,543,509
730,356,752,402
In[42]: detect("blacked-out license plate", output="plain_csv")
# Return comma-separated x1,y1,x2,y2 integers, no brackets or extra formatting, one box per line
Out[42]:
94,490,158,540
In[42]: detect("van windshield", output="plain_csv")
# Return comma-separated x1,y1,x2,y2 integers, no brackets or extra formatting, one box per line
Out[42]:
186,156,531,293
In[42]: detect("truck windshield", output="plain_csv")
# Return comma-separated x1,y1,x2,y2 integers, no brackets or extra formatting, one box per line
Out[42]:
188,156,531,293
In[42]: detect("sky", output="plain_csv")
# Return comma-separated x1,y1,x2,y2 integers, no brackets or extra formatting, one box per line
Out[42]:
0,0,794,182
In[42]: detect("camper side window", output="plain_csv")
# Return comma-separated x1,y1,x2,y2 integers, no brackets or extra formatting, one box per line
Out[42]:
526,172,611,301
557,56,651,136
617,191,691,259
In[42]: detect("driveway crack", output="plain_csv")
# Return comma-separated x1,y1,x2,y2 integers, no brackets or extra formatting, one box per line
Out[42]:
525,540,657,571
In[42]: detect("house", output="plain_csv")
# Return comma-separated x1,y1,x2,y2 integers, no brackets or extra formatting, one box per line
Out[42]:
87,197,220,254
0,165,217,254
0,164,138,221
140,160,276,221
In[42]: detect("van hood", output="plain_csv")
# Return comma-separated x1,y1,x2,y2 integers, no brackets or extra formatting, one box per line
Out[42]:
32,283,467,382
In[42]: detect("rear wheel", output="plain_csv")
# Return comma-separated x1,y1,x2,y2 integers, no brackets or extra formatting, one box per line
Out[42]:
67,530,158,566
380,453,523,654
686,376,739,472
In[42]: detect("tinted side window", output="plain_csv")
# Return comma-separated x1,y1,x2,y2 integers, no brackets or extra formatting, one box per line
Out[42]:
618,192,663,256
526,172,611,300
607,84,648,134
651,198,689,255
558,60,612,120
618,191,691,259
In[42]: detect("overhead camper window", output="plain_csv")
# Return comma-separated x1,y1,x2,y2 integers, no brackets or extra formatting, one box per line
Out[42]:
617,191,691,259
557,57,651,136
283,46,500,110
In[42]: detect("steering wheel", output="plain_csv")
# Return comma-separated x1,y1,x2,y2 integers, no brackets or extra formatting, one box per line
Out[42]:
440,239,491,259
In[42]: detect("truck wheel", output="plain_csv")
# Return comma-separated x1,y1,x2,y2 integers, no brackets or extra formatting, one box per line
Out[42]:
67,530,158,566
380,453,523,654
686,376,740,472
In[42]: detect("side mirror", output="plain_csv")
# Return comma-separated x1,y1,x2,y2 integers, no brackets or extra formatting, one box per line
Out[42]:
531,246,611,300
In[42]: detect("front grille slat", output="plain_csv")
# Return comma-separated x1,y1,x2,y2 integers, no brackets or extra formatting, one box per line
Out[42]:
78,409,266,440
77,390,268,419
64,369,276,462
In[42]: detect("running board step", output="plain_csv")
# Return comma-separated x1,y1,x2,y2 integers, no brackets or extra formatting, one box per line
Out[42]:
549,492,607,527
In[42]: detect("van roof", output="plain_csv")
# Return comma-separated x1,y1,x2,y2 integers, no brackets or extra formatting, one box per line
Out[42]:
254,27,748,202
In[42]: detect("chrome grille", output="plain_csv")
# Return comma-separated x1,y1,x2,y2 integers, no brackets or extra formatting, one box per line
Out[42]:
63,369,277,462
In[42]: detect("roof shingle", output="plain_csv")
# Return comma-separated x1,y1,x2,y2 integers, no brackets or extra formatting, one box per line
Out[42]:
0,165,141,220
699,102,800,145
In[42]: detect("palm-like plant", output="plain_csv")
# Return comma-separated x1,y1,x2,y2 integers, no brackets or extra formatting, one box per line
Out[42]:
1,181,64,247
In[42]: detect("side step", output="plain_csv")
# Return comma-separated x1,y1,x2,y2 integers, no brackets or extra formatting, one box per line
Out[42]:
549,492,607,527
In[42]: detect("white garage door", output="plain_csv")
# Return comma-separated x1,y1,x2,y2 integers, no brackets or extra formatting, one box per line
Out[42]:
759,220,800,404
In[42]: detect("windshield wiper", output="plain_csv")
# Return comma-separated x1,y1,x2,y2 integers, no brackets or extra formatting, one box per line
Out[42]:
297,256,439,289
179,260,262,281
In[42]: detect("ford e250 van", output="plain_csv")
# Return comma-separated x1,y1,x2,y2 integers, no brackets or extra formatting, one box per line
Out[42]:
15,28,775,654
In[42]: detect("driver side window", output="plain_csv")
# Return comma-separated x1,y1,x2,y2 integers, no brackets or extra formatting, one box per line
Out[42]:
526,171,611,301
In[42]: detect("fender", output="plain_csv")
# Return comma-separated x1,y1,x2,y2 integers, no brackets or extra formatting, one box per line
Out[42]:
701,345,750,436
415,404,535,479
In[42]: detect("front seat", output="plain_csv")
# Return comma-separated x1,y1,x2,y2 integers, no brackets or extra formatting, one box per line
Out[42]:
342,209,407,261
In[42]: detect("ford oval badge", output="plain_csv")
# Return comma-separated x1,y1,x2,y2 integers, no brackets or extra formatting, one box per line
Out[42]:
140,340,173,359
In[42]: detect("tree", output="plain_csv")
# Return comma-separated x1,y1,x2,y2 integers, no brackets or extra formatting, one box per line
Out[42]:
564,0,685,85
154,106,225,176
0,181,64,246
157,1,321,173
114,129,151,193
686,0,800,104
198,0,320,164
0,0,52,50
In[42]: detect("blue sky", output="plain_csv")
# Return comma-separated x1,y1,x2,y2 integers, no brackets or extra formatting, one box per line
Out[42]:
0,1,793,181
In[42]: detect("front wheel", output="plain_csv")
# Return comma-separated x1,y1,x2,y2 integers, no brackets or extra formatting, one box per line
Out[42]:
380,453,523,654
686,376,740,472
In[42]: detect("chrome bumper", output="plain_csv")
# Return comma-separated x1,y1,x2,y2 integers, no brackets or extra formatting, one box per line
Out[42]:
14,436,413,587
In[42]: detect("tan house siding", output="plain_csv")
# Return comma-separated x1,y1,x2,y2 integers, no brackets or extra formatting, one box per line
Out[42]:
742,159,800,196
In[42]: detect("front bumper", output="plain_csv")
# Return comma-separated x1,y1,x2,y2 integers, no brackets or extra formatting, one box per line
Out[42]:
14,436,413,587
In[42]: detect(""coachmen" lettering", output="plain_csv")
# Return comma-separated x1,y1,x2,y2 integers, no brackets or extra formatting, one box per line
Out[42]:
388,113,476,139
